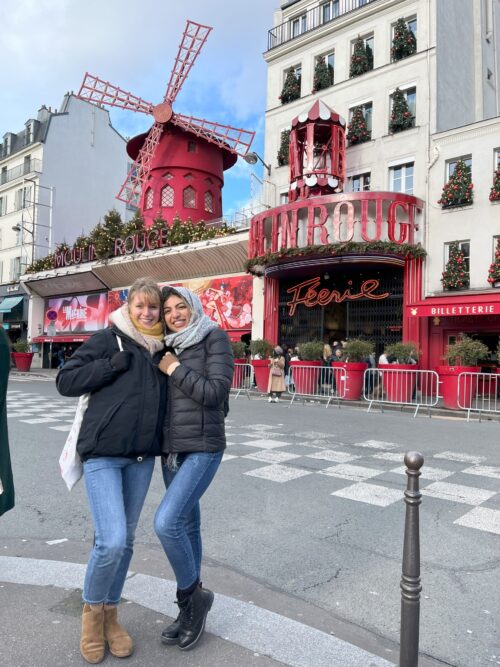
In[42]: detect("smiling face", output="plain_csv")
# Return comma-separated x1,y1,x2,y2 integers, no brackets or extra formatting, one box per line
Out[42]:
164,294,191,332
129,291,161,329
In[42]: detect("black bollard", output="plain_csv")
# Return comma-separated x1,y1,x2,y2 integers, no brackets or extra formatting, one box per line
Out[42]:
400,451,424,667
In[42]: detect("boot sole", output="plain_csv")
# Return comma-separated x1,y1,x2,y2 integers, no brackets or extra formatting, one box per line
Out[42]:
177,592,214,651
161,634,180,646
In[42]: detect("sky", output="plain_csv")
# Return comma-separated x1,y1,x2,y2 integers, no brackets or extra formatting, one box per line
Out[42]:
0,0,275,218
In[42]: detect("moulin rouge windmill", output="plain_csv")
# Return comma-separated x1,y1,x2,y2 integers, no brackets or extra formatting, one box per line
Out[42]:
77,20,255,227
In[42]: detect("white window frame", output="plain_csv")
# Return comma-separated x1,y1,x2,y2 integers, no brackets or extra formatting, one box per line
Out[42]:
494,148,500,170
389,161,414,195
9,256,21,282
284,65,302,83
0,196,4,217
446,155,472,180
348,100,373,133
320,0,339,23
392,16,417,41
494,235,500,260
389,84,417,124
290,14,307,38
348,172,371,192
445,240,470,274
279,192,289,204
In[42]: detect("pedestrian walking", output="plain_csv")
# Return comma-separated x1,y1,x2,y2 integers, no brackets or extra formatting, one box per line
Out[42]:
0,325,14,517
154,286,233,651
267,346,285,402
56,277,166,664
57,347,66,369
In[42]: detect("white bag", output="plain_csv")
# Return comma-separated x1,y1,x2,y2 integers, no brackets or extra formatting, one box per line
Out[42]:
59,335,123,490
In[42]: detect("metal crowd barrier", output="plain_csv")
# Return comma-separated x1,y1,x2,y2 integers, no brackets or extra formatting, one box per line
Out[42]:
287,364,347,408
363,368,440,418
457,372,500,421
230,363,254,399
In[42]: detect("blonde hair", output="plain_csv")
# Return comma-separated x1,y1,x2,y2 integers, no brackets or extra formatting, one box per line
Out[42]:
127,277,161,307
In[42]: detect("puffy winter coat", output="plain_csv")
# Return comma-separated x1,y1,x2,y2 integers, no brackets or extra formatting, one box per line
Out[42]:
56,326,167,461
163,328,233,454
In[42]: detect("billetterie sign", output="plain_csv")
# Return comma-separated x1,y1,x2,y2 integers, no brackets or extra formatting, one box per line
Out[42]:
53,229,171,268
248,191,423,259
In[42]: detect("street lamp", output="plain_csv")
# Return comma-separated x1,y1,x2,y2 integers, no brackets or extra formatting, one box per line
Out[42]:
244,151,272,176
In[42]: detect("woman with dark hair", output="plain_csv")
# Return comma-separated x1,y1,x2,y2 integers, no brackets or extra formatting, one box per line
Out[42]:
57,277,167,664
155,285,233,652
0,325,14,517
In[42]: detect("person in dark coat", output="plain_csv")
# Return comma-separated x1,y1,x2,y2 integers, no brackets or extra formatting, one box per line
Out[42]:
56,278,167,664
154,285,233,652
0,325,14,516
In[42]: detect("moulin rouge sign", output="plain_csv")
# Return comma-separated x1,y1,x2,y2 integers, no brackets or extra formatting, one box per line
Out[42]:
248,191,423,259
54,229,171,268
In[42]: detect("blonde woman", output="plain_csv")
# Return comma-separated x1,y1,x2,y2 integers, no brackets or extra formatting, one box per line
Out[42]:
57,278,167,664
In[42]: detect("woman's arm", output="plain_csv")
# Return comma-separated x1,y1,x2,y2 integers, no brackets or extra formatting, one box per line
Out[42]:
163,330,233,408
56,331,124,397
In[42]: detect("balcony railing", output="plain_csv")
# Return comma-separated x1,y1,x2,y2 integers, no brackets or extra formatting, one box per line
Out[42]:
0,159,42,186
267,0,378,50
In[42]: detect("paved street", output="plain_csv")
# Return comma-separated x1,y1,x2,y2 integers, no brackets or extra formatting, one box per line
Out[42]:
2,376,500,666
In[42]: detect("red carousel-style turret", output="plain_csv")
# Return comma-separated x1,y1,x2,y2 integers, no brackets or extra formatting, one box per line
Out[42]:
288,99,346,202
76,20,255,227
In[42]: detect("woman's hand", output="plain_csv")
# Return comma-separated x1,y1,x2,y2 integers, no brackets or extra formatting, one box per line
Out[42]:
159,352,180,376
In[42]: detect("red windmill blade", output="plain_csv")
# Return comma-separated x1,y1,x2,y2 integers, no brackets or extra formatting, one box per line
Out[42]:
76,19,255,208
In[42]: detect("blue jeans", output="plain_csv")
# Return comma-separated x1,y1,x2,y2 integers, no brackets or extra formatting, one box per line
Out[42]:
83,456,155,605
154,452,222,590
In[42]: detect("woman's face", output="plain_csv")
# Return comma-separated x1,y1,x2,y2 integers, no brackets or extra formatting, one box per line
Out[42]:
129,292,160,329
164,294,190,332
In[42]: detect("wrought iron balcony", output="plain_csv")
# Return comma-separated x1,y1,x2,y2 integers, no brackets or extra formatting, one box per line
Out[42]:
267,0,379,50
0,159,42,186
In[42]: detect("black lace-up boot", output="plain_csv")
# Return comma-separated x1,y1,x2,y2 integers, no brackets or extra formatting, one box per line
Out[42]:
177,585,214,650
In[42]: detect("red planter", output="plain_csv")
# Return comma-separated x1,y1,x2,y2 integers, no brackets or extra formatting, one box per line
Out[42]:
436,365,480,409
251,359,271,392
331,362,368,400
290,360,322,395
382,364,417,403
12,352,34,372
232,359,247,389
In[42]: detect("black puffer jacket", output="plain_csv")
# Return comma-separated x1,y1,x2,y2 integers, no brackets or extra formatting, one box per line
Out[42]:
163,328,233,454
56,326,167,461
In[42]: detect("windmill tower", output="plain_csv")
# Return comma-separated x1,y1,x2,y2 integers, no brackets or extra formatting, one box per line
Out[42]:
77,21,255,227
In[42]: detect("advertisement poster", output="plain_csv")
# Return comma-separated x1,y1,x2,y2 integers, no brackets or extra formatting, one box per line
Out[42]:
44,293,108,333
107,276,253,332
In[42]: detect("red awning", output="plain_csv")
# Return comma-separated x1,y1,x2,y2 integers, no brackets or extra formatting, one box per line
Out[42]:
407,293,500,317
33,335,92,343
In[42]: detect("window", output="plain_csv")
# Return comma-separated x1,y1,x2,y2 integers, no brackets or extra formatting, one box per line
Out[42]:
0,196,4,217
1,166,6,185
407,17,417,37
349,172,371,192
24,155,31,174
204,191,214,213
163,172,173,180
320,1,339,23
184,173,194,180
3,134,11,157
280,192,289,205
446,156,472,180
0,261,3,283
0,228,2,249
445,240,470,273
349,101,373,133
144,188,154,210
161,184,174,207
9,257,21,282
389,162,414,194
25,122,34,145
183,186,196,209
291,14,307,38
494,149,500,169
389,86,416,127
187,140,197,153
315,52,335,88
285,65,302,82
14,186,32,211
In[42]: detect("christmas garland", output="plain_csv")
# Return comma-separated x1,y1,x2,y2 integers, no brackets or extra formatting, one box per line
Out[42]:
245,241,426,274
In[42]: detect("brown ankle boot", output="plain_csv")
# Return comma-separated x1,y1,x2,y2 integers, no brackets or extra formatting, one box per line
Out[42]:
103,604,133,658
80,603,105,664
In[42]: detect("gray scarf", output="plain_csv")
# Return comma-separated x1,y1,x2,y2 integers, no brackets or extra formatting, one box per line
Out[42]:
163,286,218,354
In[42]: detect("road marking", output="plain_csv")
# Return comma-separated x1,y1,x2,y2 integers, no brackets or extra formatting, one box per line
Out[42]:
462,465,500,480
306,451,361,463
454,507,500,535
243,450,302,464
434,451,486,464
390,466,453,481
221,454,239,462
372,453,404,462
242,439,291,449
332,483,402,507
49,425,72,432
19,417,61,424
352,440,398,450
244,464,312,483
318,463,382,482
423,481,496,505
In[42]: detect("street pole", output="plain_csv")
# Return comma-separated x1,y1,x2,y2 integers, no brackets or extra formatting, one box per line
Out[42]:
400,451,424,667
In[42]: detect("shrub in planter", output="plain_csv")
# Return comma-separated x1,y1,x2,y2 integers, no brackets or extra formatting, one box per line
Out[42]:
12,340,34,372
290,341,323,395
230,341,247,359
438,334,489,409
250,339,274,392
333,339,374,400
382,342,419,404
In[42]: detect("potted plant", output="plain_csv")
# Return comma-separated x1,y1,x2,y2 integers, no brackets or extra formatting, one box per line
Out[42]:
230,341,247,389
250,339,274,392
487,238,500,288
382,342,419,403
437,334,489,409
332,339,374,401
11,340,35,372
290,341,324,395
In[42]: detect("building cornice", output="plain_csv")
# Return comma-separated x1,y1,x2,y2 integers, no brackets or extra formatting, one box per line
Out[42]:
432,117,500,145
